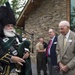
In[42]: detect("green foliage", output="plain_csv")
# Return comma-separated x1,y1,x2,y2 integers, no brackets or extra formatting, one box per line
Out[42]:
15,26,23,35
11,0,27,19
70,6,75,31
11,0,21,19
0,0,8,5
0,0,27,19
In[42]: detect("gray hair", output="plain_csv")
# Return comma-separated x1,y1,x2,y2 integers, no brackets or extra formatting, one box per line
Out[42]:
59,20,70,27
48,28,55,33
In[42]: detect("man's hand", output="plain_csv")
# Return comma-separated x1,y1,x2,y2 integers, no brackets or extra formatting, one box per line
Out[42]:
11,56,25,66
22,52,29,59
62,65,69,72
59,62,64,71
44,48,46,52
59,62,69,72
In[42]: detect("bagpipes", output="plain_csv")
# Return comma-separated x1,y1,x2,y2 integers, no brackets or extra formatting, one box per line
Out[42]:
0,31,31,74
1,31,31,60
11,31,30,57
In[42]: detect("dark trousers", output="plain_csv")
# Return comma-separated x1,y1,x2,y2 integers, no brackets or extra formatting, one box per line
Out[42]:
19,58,32,75
37,52,47,75
47,57,60,75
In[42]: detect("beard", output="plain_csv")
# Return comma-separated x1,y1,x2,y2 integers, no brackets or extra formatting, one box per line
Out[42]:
3,28,16,37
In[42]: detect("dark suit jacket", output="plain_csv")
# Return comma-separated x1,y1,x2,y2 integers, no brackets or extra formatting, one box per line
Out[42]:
46,36,58,66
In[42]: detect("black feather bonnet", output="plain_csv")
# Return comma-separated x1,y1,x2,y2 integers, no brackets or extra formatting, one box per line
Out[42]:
0,2,16,37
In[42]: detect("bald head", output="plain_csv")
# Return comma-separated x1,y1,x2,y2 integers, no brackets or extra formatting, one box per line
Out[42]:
48,28,55,38
49,29,54,32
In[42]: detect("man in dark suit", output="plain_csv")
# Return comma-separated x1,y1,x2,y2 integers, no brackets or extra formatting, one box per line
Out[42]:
46,29,59,75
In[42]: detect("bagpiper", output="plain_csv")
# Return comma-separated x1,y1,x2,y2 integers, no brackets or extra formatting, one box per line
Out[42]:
0,2,32,75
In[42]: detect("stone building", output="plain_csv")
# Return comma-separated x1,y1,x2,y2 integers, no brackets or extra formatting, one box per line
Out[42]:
16,0,71,51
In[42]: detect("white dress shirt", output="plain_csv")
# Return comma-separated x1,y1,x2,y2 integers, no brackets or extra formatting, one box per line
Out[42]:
48,36,55,55
64,30,70,43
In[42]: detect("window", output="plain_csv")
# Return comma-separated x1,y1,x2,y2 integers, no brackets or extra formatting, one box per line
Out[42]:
70,0,75,31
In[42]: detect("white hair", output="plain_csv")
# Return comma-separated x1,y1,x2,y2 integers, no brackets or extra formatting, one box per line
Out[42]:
59,20,70,27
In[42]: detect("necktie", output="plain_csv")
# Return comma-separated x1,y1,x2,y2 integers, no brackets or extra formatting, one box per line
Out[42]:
46,40,52,56
64,36,66,48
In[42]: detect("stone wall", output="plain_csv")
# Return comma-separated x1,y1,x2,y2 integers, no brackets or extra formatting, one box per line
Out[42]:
25,0,66,44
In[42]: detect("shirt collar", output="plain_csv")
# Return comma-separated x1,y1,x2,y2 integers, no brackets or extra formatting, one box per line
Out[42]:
51,36,55,42
65,30,70,39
